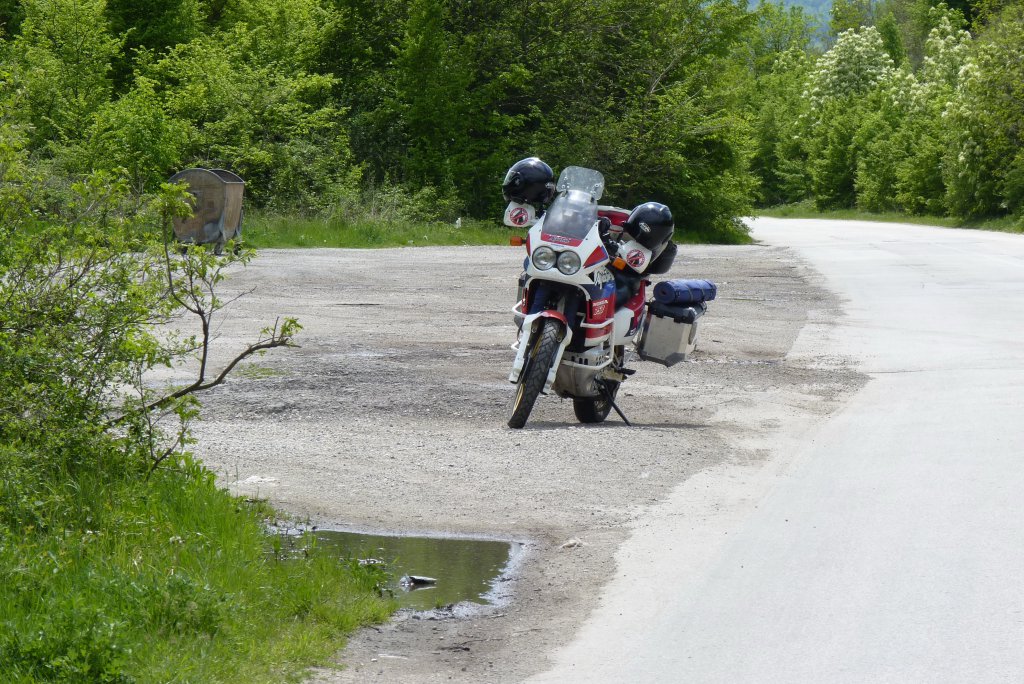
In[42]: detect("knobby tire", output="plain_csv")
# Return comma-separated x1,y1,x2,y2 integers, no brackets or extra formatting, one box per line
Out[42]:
572,384,618,423
573,345,623,424
508,318,563,429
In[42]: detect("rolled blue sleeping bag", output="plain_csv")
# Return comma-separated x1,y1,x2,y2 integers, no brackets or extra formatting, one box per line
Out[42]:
653,279,717,305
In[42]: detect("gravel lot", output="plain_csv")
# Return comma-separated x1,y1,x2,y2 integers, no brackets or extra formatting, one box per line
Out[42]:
173,241,862,682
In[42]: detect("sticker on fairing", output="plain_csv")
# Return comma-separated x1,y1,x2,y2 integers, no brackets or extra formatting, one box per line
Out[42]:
504,202,537,227
626,249,647,269
543,233,579,246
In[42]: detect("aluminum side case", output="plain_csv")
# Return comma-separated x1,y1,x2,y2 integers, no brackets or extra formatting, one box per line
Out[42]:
634,301,708,367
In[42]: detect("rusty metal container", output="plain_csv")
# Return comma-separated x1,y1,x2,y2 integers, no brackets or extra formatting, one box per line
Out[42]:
168,168,245,253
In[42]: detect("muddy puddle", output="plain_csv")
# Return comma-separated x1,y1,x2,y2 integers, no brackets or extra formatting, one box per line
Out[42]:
281,529,520,611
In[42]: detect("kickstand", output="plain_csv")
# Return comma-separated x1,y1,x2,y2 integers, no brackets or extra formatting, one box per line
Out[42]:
599,381,631,427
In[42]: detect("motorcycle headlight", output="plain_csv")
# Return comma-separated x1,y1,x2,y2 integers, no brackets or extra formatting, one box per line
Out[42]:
557,250,582,275
532,246,557,270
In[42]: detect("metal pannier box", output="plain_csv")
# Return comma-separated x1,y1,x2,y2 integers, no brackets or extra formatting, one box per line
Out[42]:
634,301,707,367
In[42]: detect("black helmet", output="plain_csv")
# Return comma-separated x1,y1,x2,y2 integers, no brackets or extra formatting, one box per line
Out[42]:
502,157,556,206
623,202,674,252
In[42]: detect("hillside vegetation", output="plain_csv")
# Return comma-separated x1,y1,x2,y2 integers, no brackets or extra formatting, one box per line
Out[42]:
2,0,1021,238
0,0,1021,680
1,0,1017,240
749,0,1023,226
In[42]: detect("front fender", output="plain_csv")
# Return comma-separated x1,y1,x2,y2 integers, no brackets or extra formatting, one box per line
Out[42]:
509,312,573,387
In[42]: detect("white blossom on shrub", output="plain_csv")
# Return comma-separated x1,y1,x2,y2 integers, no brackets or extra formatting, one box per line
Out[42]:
920,6,972,92
806,27,894,110
942,3,1024,219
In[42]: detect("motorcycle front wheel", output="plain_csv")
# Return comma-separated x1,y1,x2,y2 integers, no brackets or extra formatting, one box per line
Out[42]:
508,318,563,429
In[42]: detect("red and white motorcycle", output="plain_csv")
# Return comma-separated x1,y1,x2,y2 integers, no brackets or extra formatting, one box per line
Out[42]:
504,166,652,429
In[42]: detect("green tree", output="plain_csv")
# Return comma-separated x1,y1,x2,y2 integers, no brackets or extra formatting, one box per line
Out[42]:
106,0,200,52
877,11,907,65
58,76,185,193
105,0,202,87
891,94,948,214
852,71,913,211
744,1,817,76
6,0,122,147
0,0,24,37
531,0,756,236
808,100,864,209
805,26,894,209
150,22,358,210
886,4,968,214
391,0,472,189
944,2,1024,220
747,49,815,205
854,4,968,214
313,0,407,178
738,3,816,206
830,0,879,34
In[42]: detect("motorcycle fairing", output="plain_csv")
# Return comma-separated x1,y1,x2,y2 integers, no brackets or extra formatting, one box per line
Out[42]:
612,281,647,345
582,281,614,300
522,184,610,285
580,281,616,346
525,222,608,285
583,244,609,268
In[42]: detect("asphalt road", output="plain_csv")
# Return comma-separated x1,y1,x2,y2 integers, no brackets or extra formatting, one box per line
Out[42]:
532,218,1024,683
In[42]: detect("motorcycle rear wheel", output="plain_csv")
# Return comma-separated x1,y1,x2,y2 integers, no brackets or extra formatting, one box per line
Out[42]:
573,381,619,423
508,318,563,429
573,346,624,424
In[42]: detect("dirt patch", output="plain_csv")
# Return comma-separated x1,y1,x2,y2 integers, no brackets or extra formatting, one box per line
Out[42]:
176,244,861,682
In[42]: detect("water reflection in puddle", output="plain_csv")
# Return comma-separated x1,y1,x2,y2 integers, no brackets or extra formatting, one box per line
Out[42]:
284,529,518,611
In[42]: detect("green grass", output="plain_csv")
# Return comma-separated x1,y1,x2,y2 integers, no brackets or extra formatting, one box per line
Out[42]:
680,219,755,245
241,212,755,248
755,201,1023,233
0,449,395,683
243,213,514,249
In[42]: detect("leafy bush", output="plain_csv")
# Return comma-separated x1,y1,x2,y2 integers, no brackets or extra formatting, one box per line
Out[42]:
0,119,392,681
57,77,185,194
149,27,359,211
943,2,1024,221
339,179,466,225
6,0,122,147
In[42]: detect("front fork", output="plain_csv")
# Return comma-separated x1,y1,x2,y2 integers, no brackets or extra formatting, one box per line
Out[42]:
509,311,573,393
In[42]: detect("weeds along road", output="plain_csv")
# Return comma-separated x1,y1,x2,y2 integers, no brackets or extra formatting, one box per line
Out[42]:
535,218,1024,684
182,236,863,682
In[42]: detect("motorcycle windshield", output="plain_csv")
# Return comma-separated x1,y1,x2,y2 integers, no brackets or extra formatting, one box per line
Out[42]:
541,190,599,241
556,166,605,200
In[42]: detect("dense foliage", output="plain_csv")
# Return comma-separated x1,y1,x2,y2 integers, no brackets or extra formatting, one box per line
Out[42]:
1,0,764,243
1,0,1020,675
0,76,392,681
744,0,1024,227
3,0,1020,232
